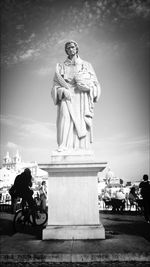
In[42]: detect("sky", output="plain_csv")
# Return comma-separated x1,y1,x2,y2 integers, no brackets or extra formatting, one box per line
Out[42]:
0,0,150,182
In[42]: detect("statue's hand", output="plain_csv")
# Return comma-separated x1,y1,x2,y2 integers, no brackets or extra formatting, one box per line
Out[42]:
57,87,64,100
76,80,93,92
75,72,93,92
63,88,71,101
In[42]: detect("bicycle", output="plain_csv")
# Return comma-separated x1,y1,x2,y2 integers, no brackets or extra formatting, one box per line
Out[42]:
13,198,48,232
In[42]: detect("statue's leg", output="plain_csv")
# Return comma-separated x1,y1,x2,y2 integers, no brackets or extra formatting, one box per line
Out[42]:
66,120,74,149
57,100,71,151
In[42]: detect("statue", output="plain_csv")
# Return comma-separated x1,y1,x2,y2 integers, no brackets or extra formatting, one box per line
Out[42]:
51,40,101,152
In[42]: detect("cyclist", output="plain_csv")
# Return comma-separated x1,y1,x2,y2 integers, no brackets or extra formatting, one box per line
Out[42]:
13,168,36,224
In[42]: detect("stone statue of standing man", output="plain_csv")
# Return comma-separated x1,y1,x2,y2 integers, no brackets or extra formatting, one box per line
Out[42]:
51,40,101,152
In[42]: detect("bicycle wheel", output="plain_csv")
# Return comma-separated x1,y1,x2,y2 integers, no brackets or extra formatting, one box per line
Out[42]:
30,208,48,226
13,209,24,232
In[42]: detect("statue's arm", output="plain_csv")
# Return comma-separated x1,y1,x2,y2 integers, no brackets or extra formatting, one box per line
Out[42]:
88,63,101,102
75,62,101,102
51,78,61,105
51,65,71,105
51,63,65,105
76,80,91,92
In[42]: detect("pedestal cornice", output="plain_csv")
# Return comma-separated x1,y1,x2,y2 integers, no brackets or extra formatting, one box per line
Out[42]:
39,161,107,174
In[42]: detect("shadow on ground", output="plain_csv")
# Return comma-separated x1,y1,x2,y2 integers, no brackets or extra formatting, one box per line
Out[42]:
0,211,150,242
100,211,150,242
0,217,14,236
0,215,43,239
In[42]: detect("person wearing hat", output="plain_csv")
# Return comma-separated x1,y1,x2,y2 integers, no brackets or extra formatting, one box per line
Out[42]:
51,40,101,152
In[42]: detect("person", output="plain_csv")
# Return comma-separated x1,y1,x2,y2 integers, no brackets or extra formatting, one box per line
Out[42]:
11,168,36,221
14,168,34,203
105,167,114,185
113,189,126,212
51,40,101,152
115,189,125,200
39,181,47,211
103,190,111,209
139,174,150,223
103,190,111,200
128,187,139,211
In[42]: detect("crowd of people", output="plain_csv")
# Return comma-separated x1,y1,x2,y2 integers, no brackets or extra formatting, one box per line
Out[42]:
101,187,138,209
3,170,150,224
100,174,150,223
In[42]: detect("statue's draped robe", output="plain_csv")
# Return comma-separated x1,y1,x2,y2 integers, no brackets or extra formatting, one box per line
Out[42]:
51,56,101,151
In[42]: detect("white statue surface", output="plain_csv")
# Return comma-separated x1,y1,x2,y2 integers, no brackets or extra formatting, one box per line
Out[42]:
42,43,106,239
51,41,101,153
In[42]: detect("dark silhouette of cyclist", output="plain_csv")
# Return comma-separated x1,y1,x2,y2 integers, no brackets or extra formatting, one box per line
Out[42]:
14,168,36,224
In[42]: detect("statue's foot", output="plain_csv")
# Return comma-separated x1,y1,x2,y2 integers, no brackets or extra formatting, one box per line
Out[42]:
57,146,67,152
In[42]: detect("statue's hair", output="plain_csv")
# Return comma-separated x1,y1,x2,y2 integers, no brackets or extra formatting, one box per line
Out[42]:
65,40,79,55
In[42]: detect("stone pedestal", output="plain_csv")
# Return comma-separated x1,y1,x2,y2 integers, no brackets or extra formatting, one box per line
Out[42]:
40,150,107,240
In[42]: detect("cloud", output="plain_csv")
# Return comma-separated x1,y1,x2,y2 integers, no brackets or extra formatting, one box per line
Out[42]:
130,2,150,18
95,133,149,147
11,47,41,64
124,137,149,147
25,33,36,43
0,115,15,127
6,142,18,149
94,133,149,181
19,48,39,60
34,67,51,76
0,114,55,141
21,146,52,163
0,114,56,165
57,38,68,45
94,133,149,163
1,0,150,66
20,122,55,140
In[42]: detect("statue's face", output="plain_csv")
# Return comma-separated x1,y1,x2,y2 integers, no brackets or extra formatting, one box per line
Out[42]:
66,42,77,57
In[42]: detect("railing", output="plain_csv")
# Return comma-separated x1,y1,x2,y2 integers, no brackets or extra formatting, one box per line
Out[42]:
0,198,143,213
99,198,143,212
0,199,21,213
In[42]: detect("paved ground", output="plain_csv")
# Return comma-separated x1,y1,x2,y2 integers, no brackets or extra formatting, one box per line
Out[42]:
0,210,150,266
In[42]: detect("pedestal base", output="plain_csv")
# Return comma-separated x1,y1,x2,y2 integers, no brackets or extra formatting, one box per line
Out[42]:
43,225,105,240
51,149,94,163
40,151,107,240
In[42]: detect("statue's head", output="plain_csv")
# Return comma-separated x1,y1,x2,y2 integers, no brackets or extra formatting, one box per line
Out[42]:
65,40,79,56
